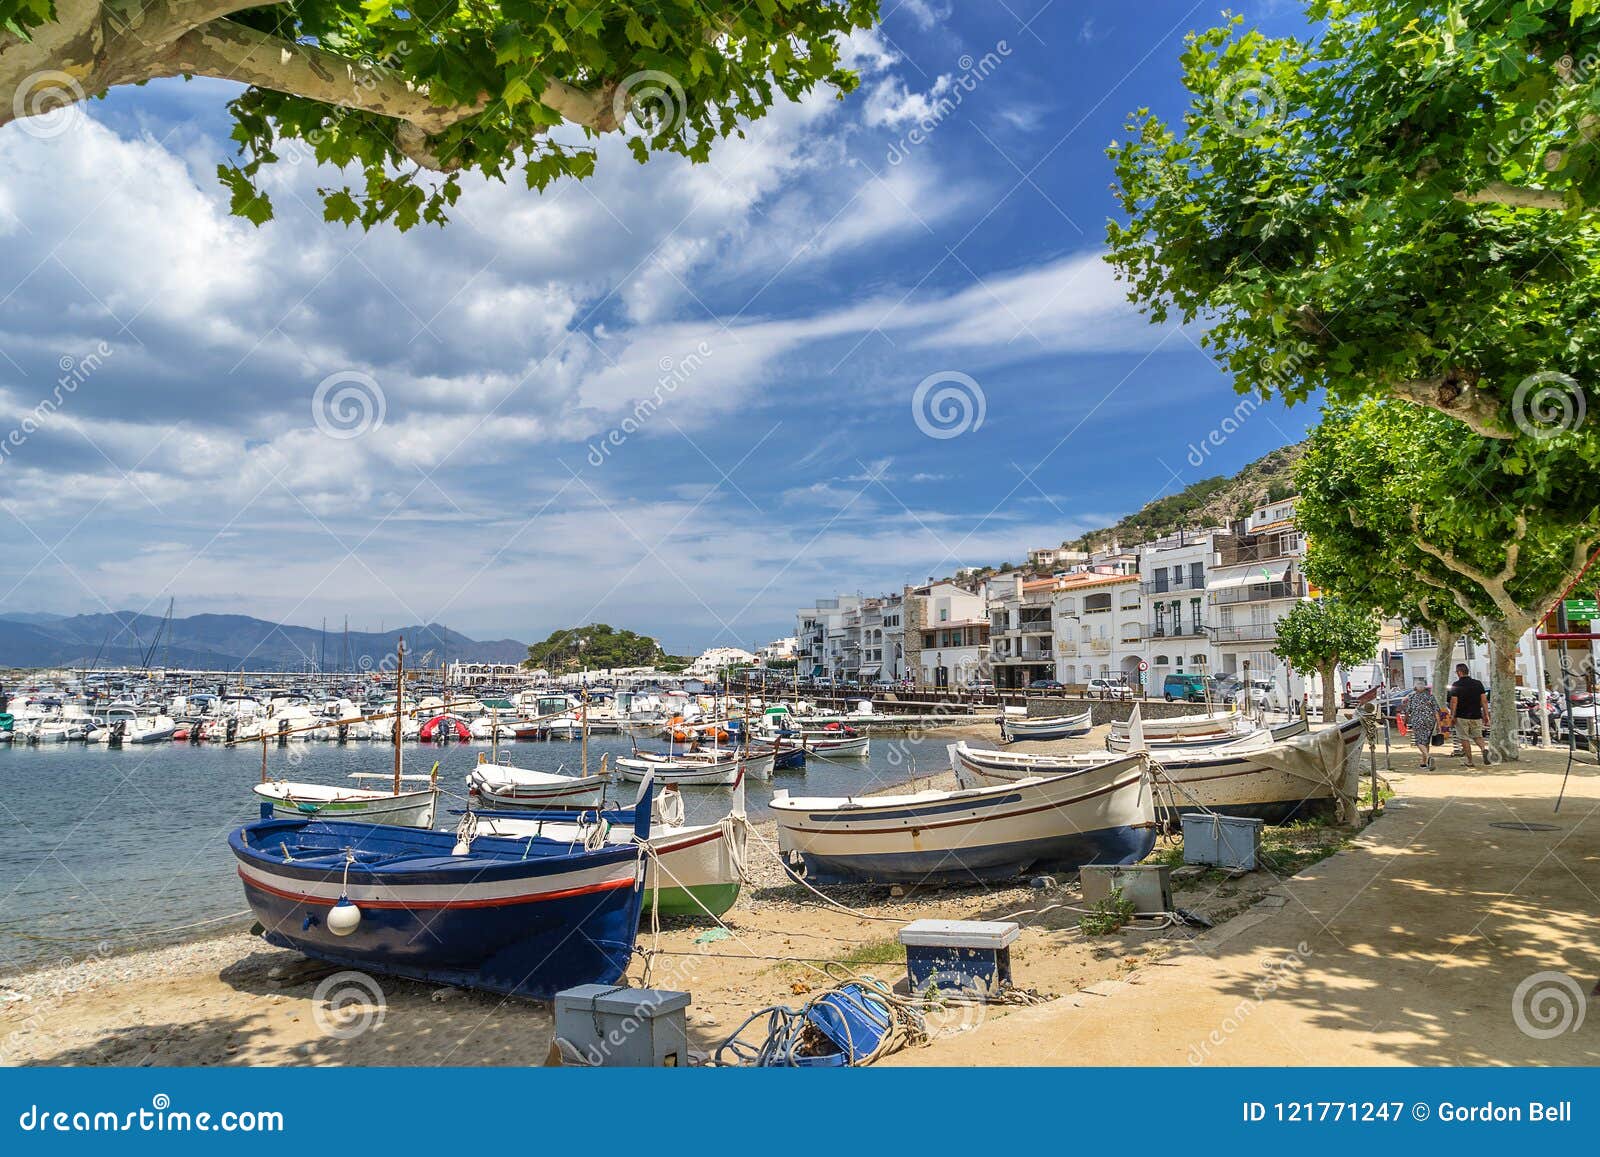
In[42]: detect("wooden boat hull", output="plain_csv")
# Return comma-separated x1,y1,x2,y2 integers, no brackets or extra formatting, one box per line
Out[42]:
801,734,870,758
1000,709,1092,742
615,757,742,787
1109,709,1236,741
771,753,1154,885
466,766,609,809
953,720,1364,826
230,818,644,999
251,783,436,828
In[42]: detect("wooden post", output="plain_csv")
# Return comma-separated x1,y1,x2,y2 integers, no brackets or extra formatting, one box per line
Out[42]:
394,636,405,796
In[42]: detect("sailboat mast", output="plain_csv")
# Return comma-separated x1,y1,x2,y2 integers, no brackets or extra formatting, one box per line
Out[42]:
580,686,589,777
394,637,405,795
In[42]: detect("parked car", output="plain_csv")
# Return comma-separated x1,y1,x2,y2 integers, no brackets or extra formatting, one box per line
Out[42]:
1162,673,1208,703
1028,679,1066,693
1085,678,1134,700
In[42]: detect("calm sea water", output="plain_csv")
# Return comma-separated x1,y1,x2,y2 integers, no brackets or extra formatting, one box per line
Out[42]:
0,732,962,974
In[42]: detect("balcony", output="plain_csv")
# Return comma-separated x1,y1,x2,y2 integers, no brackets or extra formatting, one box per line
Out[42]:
1087,639,1112,654
1210,623,1280,643
1216,540,1300,568
1140,577,1206,595
1148,622,1206,639
1209,578,1307,606
1056,641,1079,657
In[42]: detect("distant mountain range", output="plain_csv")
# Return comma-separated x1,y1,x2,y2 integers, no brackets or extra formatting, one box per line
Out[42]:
0,612,529,671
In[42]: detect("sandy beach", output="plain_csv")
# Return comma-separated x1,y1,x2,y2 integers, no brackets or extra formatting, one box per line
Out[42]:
10,720,1578,1068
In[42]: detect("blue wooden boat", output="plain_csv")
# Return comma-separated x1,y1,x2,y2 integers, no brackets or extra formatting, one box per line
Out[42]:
230,795,652,999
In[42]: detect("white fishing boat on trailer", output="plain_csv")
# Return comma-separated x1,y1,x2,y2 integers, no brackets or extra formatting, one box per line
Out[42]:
999,708,1092,743
770,750,1155,884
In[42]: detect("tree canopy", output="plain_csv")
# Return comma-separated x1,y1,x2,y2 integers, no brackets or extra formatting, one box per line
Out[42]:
1106,1,1600,454
1295,398,1600,751
1273,595,1380,719
0,0,878,229
524,622,666,673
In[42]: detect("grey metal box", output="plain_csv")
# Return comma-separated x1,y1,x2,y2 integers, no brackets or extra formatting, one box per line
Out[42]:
553,985,691,1067
1182,814,1264,871
1079,863,1173,915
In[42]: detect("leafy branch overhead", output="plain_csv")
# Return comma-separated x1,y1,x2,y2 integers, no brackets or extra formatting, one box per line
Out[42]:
0,0,880,229
1105,1,1600,453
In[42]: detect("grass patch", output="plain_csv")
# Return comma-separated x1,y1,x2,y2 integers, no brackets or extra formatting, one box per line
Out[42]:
1078,887,1137,935
836,936,905,969
1151,815,1352,882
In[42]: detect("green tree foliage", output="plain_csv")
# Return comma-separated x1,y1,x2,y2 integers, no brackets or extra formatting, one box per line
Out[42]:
1106,1,1600,455
525,623,664,673
1295,399,1600,754
1273,596,1381,722
0,1,879,229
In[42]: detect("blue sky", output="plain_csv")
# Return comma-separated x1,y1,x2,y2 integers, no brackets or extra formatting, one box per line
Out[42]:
0,0,1318,654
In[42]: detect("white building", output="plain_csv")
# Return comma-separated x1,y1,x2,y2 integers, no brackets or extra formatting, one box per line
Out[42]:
756,637,797,664
686,646,756,678
905,581,990,688
795,596,862,680
1139,529,1222,693
446,661,534,686
988,574,1058,688
1051,570,1146,688
1207,498,1309,684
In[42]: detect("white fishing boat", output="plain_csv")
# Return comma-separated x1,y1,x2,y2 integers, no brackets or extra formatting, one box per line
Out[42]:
1108,708,1237,743
466,757,611,809
474,783,747,917
800,732,870,758
1106,722,1272,754
253,779,437,827
770,750,1154,884
999,708,1092,742
951,717,1365,825
614,750,747,787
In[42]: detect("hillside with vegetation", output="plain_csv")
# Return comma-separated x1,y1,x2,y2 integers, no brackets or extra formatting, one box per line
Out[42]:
947,442,1305,584
1078,442,1305,551
524,624,671,674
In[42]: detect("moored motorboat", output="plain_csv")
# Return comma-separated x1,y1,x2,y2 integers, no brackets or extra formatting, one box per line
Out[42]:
770,751,1154,884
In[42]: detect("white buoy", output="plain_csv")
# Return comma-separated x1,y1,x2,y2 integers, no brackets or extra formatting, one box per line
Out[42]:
327,897,362,936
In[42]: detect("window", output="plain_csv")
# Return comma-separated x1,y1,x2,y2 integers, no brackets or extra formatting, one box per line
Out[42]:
1406,627,1438,649
1154,605,1166,636
1190,562,1205,588
1191,598,1203,635
1084,592,1112,613
1154,654,1169,666
939,609,949,622
1059,598,1076,615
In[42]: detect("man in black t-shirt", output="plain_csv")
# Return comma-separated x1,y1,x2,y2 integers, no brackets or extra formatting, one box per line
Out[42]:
1447,663,1493,765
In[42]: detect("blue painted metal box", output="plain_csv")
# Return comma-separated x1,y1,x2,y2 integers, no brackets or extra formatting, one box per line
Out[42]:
897,919,1019,997
1181,814,1264,871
